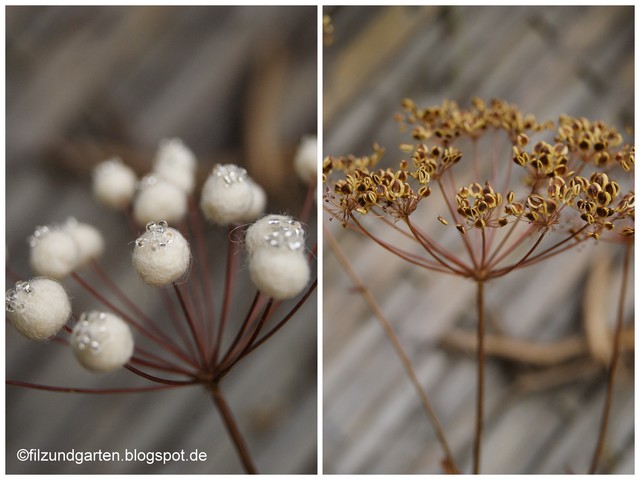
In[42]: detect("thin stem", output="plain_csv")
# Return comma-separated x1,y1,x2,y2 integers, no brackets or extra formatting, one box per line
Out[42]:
209,384,257,474
212,226,239,366
188,195,216,351
237,281,317,362
173,283,207,366
219,291,262,367
589,242,631,474
473,279,485,475
325,224,458,470
405,218,471,276
299,181,317,225
488,231,546,280
7,379,195,394
124,364,197,386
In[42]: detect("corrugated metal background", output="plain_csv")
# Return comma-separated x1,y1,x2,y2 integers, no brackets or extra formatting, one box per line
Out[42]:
6,6,317,474
323,5,634,474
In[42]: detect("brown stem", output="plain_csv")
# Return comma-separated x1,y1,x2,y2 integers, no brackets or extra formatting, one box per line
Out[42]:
589,242,631,473
7,379,196,394
473,279,485,475
209,384,258,474
325,224,458,470
173,283,207,366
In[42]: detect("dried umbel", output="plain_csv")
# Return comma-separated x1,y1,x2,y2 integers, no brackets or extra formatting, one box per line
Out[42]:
6,278,71,341
132,220,191,287
71,310,134,373
324,97,634,474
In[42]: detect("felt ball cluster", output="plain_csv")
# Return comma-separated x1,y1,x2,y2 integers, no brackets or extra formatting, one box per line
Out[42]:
246,214,310,300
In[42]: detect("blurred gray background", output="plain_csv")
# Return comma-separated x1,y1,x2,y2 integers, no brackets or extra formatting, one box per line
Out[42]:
6,6,317,474
323,5,633,474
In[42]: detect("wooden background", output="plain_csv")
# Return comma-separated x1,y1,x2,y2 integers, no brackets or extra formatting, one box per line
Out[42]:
6,6,317,474
323,5,634,474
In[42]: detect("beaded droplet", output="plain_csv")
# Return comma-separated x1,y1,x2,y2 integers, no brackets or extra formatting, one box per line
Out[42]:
264,217,305,251
213,164,247,186
6,280,34,312
135,221,174,252
72,311,110,355
140,174,159,188
27,225,51,247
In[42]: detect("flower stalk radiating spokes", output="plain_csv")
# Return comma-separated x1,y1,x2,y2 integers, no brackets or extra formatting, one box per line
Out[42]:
7,137,318,474
324,98,634,473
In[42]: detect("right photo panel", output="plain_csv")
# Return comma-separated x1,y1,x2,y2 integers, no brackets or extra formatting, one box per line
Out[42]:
323,6,634,475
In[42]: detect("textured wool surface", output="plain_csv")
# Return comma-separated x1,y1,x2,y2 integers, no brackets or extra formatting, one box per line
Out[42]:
7,278,71,341
240,180,267,223
245,214,297,254
131,227,191,287
29,230,79,279
71,311,134,373
200,175,255,225
92,158,138,210
153,138,197,172
249,248,310,300
63,220,105,266
133,180,188,226
293,135,317,183
153,162,196,194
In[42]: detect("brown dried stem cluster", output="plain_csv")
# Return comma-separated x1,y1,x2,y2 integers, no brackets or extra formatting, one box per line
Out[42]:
324,97,634,473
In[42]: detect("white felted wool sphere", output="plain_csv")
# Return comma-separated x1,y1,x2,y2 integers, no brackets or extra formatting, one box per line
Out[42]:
293,135,317,183
28,225,79,279
239,179,267,223
154,138,197,172
132,221,190,287
249,249,310,300
62,218,105,266
93,158,138,209
153,161,196,194
6,278,71,341
133,176,188,227
245,214,305,254
71,311,134,373
200,164,255,225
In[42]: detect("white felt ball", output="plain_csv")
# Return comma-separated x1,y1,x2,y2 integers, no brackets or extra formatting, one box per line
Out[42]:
249,248,310,300
62,218,105,266
153,162,196,194
132,221,190,287
200,164,255,225
293,135,318,183
133,176,188,227
239,180,267,223
154,138,197,172
71,311,134,373
28,226,79,279
245,214,305,254
6,278,71,341
93,158,138,209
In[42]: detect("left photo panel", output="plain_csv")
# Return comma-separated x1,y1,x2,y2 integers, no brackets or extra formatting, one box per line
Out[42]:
6,6,317,474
